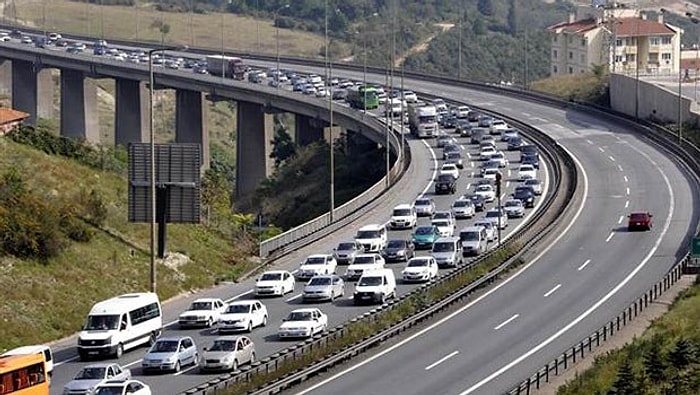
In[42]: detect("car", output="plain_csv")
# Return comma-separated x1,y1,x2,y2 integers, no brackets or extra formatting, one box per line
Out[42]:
355,224,388,252
501,128,519,142
503,199,526,218
435,174,457,194
482,168,500,181
507,136,525,150
513,186,536,208
474,219,498,242
178,298,227,328
441,114,458,128
522,153,540,169
520,144,538,158
524,178,543,195
455,105,471,118
479,145,497,160
332,241,363,265
474,184,496,202
470,127,488,144
442,144,461,160
484,209,508,229
142,336,198,373
218,300,268,333
463,193,486,212
402,257,439,283
94,39,108,47
466,110,481,123
440,163,460,179
345,254,385,281
478,115,494,128
432,210,454,222
412,225,441,249
628,212,653,231
9,29,23,38
254,270,295,296
302,274,345,302
199,336,255,372
490,119,509,135
479,160,500,175
48,32,62,41
432,219,455,237
481,134,497,146
451,198,476,219
518,164,537,181
490,151,509,168
401,90,419,103
414,197,436,216
455,119,473,136
315,87,329,97
432,98,448,113
0,34,10,42
93,379,151,395
381,239,415,263
437,135,452,148
63,363,131,395
390,204,417,229
297,254,338,280
445,151,464,169
278,308,328,339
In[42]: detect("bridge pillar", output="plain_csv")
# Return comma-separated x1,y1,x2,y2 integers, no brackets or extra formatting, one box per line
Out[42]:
294,114,326,146
175,89,209,170
60,69,99,143
236,101,275,198
0,60,11,97
115,79,149,147
11,60,53,125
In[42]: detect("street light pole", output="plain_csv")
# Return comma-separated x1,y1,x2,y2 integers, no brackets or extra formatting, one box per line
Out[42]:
275,4,289,90
325,0,335,220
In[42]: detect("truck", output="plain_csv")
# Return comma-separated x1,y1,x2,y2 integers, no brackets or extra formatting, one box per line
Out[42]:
206,55,247,80
346,85,379,110
408,102,438,138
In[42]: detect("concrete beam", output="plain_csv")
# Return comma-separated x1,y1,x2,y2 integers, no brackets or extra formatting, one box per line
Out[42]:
294,114,326,146
175,89,209,170
11,60,53,125
60,69,99,143
115,79,150,147
0,60,11,97
236,101,275,198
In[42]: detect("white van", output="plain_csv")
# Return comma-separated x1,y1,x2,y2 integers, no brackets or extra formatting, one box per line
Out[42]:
1,345,54,376
431,237,463,268
390,204,417,229
460,226,488,256
353,268,396,305
77,293,162,360
355,224,388,252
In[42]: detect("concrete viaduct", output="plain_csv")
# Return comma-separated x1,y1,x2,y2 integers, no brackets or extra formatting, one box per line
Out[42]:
0,42,397,198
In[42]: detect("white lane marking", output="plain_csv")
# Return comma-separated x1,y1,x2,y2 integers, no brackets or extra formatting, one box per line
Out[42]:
617,165,623,172
598,147,605,152
164,290,253,327
577,259,591,271
425,351,460,371
543,284,561,298
507,169,511,176
347,295,354,300
624,175,628,183
466,152,471,159
292,144,589,395
605,232,614,242
521,112,531,117
286,294,302,302
626,187,630,196
625,200,630,208
461,145,466,150
122,359,143,368
459,144,674,395
466,183,471,190
54,356,79,367
419,140,438,197
505,181,510,188
174,363,199,376
585,139,594,145
494,314,519,330
609,155,616,162
618,215,624,224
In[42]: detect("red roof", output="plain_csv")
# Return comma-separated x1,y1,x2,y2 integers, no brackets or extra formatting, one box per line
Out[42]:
0,108,29,124
548,18,598,34
614,17,675,37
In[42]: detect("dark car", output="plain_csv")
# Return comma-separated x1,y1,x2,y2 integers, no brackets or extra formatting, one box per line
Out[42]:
513,186,536,208
628,212,653,231
520,145,538,158
478,115,494,128
34,37,49,48
455,119,472,136
441,114,458,129
463,194,486,212
435,174,457,195
437,135,452,148
521,153,540,169
381,239,415,263
508,136,525,151
442,144,460,160
466,110,481,123
445,152,464,169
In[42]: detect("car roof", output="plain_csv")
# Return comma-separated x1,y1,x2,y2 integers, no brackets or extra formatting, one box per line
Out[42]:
461,225,485,232
81,362,116,369
192,298,222,303
261,270,290,275
306,254,329,259
394,203,413,210
435,236,459,242
358,224,384,231
290,308,320,313
212,335,244,342
229,300,259,306
155,335,190,342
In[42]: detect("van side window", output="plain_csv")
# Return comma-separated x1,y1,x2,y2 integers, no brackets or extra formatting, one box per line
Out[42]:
120,314,127,330
129,302,161,326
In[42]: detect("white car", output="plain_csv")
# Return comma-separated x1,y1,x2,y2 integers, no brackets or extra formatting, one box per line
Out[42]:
297,254,338,280
315,87,329,97
490,151,509,168
48,32,62,41
451,199,475,219
178,298,227,328
0,34,10,42
218,300,268,333
524,178,543,195
489,119,509,134
482,168,500,181
484,209,509,229
501,128,519,141
439,163,460,179
390,203,417,229
278,308,328,339
401,90,419,103
455,105,470,118
518,164,537,181
479,145,497,160
431,219,454,237
254,270,295,296
414,197,436,217
402,257,439,283
474,184,496,202
474,219,498,242
63,363,131,395
503,199,526,218
93,379,151,395
345,253,385,281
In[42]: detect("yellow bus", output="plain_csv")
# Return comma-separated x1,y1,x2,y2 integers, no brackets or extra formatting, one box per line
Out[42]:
0,354,49,395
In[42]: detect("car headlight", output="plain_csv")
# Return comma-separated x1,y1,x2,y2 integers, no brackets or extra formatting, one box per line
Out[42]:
397,251,405,256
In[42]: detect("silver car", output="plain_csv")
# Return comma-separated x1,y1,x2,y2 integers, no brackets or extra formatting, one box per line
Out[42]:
199,336,255,372
414,197,436,217
524,178,543,195
63,363,131,395
141,336,198,373
302,275,345,302
332,241,363,265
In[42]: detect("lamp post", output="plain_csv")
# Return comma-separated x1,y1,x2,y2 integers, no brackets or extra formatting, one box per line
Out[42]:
256,0,261,52
275,4,290,90
148,44,186,294
635,15,640,119
324,0,335,220
363,11,379,113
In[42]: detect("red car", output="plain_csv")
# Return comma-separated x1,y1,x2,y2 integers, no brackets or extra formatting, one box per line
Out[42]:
628,212,653,231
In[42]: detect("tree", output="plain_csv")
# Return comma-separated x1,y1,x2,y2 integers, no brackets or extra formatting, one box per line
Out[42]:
270,126,296,168
507,0,518,35
668,338,697,371
150,20,171,43
608,361,639,395
643,343,667,384
478,0,495,16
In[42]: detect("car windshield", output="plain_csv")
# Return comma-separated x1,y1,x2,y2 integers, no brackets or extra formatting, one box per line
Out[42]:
259,273,282,281
630,213,648,220
505,200,521,207
75,367,106,380
387,240,406,248
432,220,449,228
415,227,435,235
485,211,500,218
433,242,455,252
438,174,455,181
308,277,332,286
407,259,430,267
209,340,237,352
356,230,381,239
151,340,179,353
225,304,251,314
393,209,412,217
354,256,375,264
476,185,491,192
287,311,313,321
415,199,431,207
454,200,469,207
304,257,326,265
460,232,479,241
358,276,383,286
94,387,126,395
84,315,119,331
520,166,534,171
525,179,539,186
337,242,356,250
190,301,213,311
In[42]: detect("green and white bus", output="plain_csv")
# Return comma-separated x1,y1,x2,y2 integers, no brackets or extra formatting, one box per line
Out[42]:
346,85,379,110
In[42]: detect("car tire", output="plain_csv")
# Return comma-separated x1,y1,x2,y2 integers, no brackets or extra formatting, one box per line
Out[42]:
174,361,181,373
207,317,214,328
247,321,253,332
115,344,123,359
193,353,198,366
250,352,256,364
262,315,268,327
232,359,238,372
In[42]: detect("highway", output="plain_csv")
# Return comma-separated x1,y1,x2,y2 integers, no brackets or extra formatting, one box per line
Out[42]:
2,32,697,395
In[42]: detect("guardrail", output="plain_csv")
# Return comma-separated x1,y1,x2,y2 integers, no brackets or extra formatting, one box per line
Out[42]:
178,101,580,395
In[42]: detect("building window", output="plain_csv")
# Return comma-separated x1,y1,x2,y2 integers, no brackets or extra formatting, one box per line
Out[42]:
553,65,558,74
661,36,672,45
648,53,659,64
580,54,585,63
553,49,558,59
553,35,558,42
614,55,623,63
569,66,574,74
662,53,671,61
569,51,573,59
568,36,573,44
627,54,636,63
581,38,586,46
649,37,660,46
616,38,623,47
